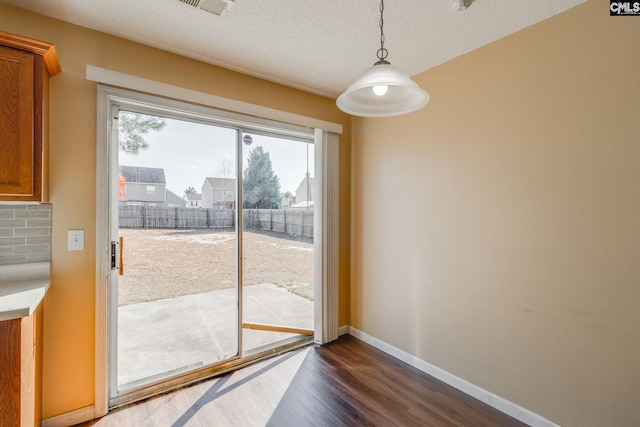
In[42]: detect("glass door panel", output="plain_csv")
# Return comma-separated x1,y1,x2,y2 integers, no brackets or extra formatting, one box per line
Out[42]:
112,112,239,393
240,132,315,354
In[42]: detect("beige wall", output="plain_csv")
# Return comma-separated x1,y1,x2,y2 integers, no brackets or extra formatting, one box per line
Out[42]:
351,1,639,426
0,4,351,419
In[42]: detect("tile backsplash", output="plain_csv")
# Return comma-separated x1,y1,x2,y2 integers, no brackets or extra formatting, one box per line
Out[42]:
0,204,52,265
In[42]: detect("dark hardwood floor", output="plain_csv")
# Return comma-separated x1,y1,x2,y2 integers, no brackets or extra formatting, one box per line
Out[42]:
77,335,528,426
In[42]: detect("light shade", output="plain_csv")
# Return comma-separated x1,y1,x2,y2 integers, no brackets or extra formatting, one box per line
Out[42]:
336,63,429,118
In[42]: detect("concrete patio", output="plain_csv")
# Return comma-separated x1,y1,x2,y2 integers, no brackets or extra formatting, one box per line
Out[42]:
117,283,314,390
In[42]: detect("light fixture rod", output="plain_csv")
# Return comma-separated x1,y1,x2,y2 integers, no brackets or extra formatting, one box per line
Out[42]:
376,0,389,65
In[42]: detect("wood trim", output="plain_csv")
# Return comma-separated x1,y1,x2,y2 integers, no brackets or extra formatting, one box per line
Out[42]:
32,55,44,201
0,30,61,77
21,315,35,427
34,304,44,425
41,405,96,427
242,322,313,336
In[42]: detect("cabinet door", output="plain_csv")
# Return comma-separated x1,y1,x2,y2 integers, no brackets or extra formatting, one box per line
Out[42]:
0,46,40,201
0,314,36,427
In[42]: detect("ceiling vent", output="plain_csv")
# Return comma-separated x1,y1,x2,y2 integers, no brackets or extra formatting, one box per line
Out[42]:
178,0,237,16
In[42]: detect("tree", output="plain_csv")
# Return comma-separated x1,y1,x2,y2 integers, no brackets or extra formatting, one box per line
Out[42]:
282,191,293,200
218,158,235,180
243,146,281,209
281,191,294,207
218,158,236,208
184,186,197,195
118,111,166,154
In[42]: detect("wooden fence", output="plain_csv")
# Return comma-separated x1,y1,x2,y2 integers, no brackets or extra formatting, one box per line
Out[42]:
242,209,314,238
118,206,313,238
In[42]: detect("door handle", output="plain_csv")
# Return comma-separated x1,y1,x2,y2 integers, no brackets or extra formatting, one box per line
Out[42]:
111,240,118,270
110,238,124,275
119,236,124,276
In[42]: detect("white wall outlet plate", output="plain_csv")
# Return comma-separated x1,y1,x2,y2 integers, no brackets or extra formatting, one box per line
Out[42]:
68,229,85,251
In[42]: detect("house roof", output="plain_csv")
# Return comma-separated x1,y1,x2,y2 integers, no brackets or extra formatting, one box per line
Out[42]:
296,173,314,194
185,193,201,201
119,166,166,184
166,189,186,206
203,177,235,189
291,201,314,209
297,176,315,187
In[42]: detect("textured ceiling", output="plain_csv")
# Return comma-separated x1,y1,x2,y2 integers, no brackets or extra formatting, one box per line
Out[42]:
0,0,586,98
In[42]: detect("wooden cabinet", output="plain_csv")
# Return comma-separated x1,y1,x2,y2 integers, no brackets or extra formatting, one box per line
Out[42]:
0,31,60,202
0,305,42,427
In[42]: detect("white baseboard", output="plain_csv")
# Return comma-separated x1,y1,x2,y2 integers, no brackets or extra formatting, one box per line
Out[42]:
41,329,555,427
42,405,96,427
346,326,560,427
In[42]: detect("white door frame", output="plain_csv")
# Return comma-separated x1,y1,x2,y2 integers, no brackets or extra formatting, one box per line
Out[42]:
95,83,340,416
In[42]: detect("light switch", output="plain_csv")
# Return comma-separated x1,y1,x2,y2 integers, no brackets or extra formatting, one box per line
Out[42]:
68,229,85,251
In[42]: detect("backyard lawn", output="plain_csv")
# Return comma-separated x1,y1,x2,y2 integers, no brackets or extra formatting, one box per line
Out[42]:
118,229,314,306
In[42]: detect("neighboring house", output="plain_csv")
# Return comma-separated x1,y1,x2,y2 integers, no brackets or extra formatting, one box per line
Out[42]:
119,166,166,205
201,177,235,209
184,192,202,208
165,189,186,208
294,172,314,205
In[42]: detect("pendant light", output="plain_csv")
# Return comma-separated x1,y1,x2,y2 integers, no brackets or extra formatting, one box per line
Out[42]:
337,0,429,118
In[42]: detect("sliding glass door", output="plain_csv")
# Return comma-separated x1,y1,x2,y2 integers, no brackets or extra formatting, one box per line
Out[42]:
105,94,317,407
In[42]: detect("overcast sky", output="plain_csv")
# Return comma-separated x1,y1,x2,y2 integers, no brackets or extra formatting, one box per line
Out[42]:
119,117,314,197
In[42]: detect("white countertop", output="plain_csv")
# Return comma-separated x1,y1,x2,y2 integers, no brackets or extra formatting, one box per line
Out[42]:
0,262,50,321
